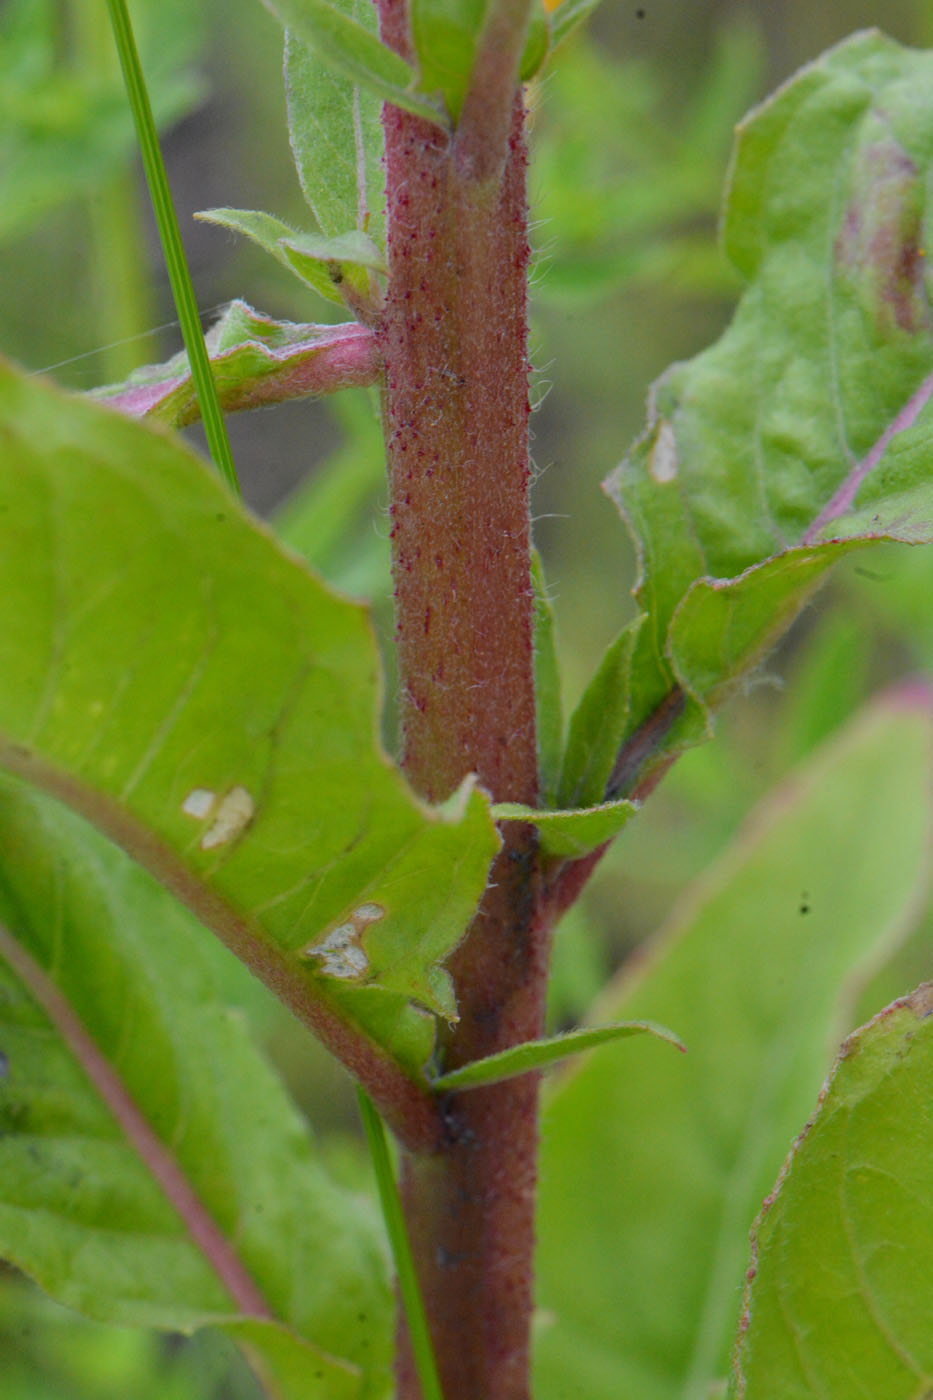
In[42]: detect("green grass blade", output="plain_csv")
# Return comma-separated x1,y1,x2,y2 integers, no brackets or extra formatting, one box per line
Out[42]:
105,0,240,495
356,1088,444,1400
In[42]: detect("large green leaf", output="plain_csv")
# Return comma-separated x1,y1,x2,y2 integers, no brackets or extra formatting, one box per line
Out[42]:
0,357,499,1076
730,983,933,1398
0,779,392,1398
535,691,933,1400
593,31,933,799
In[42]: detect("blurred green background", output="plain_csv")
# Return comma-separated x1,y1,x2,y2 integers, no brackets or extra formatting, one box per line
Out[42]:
3,0,933,1394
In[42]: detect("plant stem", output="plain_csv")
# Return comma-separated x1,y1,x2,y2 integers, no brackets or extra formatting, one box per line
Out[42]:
376,1,544,1389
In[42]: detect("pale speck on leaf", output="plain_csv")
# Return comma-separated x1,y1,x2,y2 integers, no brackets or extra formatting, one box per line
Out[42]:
301,903,385,979
181,786,255,849
649,420,678,483
182,788,216,820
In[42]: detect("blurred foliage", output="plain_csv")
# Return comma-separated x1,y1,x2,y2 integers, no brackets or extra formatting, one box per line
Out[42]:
0,0,207,245
3,0,933,1392
528,22,761,303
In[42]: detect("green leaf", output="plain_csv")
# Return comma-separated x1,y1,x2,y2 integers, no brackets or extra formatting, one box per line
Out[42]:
0,358,499,1073
535,691,933,1400
431,1020,683,1091
730,982,933,1399
410,0,549,122
264,0,447,130
602,32,933,787
196,208,385,308
89,300,379,428
492,798,636,859
558,619,643,807
531,551,563,805
520,7,550,82
285,25,386,251
411,0,487,121
0,779,391,1396
357,1090,443,1400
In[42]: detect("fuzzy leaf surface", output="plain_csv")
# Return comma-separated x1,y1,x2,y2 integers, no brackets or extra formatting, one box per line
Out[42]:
0,358,499,1072
492,798,636,859
536,692,933,1400
0,780,392,1396
196,208,385,308
285,24,386,250
598,32,933,793
264,0,446,129
90,300,380,427
729,982,933,1398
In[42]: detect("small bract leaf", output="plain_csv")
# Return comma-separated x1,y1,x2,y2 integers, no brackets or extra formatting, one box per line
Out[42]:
731,984,933,1399
431,1020,683,1092
492,798,636,859
196,208,385,309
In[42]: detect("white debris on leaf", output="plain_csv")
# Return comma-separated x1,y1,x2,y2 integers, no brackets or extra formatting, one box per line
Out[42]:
182,788,216,819
649,419,678,483
181,785,255,849
302,903,386,980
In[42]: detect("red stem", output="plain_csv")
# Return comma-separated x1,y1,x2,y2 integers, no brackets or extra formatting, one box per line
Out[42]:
376,0,544,1387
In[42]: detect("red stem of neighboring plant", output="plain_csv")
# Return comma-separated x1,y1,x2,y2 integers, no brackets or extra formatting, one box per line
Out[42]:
376,0,544,1391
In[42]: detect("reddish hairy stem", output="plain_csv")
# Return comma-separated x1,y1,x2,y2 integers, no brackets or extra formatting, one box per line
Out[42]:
376,0,543,1386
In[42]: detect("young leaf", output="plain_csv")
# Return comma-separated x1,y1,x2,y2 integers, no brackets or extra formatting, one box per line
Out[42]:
558,618,643,808
535,691,933,1400
599,32,933,791
0,779,392,1397
0,358,499,1080
89,300,380,427
285,26,386,250
731,983,933,1399
410,0,547,124
492,798,636,860
431,1019,683,1091
264,0,448,130
196,207,385,310
531,550,563,805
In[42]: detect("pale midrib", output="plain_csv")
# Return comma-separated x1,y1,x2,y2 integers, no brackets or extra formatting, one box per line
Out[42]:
0,920,275,1320
803,368,933,544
